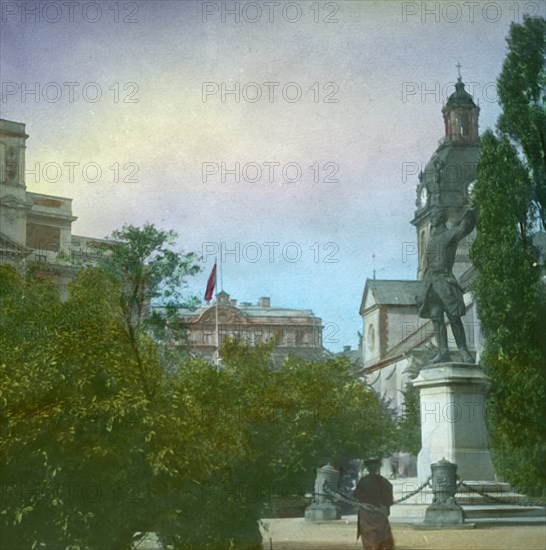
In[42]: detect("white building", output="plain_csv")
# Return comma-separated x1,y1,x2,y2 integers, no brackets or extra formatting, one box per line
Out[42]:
0,118,106,296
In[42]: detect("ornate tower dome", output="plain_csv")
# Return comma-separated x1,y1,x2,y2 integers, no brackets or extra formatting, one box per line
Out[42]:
411,66,480,280
442,74,480,144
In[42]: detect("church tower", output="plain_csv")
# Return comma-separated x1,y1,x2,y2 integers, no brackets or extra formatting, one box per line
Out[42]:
411,68,480,281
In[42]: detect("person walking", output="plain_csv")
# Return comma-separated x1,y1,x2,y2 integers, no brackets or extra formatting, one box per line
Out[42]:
389,454,398,480
353,458,395,550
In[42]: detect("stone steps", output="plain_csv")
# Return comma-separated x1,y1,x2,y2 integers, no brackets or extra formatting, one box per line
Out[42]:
465,505,546,519
387,477,545,524
389,505,546,524
392,477,541,504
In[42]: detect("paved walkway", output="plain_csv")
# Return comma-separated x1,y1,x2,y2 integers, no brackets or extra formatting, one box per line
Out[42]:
262,517,546,549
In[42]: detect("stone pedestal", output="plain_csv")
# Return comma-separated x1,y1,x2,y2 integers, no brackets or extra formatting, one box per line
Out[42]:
424,502,465,525
304,502,341,521
414,363,495,484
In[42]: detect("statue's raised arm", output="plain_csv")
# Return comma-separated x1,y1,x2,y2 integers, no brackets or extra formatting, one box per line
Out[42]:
450,207,478,242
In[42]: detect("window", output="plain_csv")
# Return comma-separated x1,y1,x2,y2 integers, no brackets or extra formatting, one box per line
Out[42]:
284,329,295,347
367,325,376,351
460,113,469,137
26,223,61,252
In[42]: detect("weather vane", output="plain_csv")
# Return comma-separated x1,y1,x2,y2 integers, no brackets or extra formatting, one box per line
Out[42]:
456,61,462,79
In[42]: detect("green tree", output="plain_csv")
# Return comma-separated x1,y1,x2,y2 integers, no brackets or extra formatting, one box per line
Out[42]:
0,265,154,547
471,18,546,496
0,219,205,548
396,388,421,457
496,15,546,229
98,222,202,374
1,264,397,549
99,223,201,327
158,339,396,549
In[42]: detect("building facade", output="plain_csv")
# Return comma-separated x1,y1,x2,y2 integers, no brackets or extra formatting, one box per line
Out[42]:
161,290,327,363
0,118,106,296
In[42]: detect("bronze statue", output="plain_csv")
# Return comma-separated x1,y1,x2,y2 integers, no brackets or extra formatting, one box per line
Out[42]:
416,206,477,364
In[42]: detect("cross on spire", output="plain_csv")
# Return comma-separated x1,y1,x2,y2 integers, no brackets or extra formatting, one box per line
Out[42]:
456,61,462,79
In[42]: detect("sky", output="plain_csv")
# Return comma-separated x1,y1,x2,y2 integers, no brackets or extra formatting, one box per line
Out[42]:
2,0,544,351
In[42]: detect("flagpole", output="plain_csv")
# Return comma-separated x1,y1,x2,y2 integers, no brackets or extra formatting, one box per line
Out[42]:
215,255,219,368
220,246,224,291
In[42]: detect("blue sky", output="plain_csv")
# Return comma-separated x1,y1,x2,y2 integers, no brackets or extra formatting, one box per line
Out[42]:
2,0,544,351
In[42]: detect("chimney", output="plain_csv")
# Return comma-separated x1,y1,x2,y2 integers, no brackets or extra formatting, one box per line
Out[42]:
229,299,237,306
343,345,351,353
259,297,270,308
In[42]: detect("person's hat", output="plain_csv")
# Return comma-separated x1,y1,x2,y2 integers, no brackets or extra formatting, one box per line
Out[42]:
364,457,381,468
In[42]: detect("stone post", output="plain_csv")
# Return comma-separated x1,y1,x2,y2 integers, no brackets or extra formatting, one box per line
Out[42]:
304,464,341,521
424,458,465,524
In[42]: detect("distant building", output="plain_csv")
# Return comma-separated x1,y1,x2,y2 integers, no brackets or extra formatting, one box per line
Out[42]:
333,341,363,371
158,290,328,363
0,118,106,296
359,75,484,412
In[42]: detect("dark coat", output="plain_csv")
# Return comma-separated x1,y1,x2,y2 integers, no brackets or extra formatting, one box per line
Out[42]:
353,473,394,542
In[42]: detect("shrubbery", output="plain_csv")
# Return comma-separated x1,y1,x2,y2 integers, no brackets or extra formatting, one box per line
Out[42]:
0,259,395,548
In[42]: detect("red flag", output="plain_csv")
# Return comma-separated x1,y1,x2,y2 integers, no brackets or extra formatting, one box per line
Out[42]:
204,263,216,301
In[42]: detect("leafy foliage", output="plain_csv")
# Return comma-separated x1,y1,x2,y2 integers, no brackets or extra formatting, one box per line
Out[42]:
395,386,421,457
98,222,202,377
98,223,201,336
471,19,546,497
0,265,155,548
0,259,396,548
497,16,546,229
159,339,395,549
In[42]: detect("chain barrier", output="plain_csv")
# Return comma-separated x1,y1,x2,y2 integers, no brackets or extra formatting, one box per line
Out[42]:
320,486,388,517
321,478,545,510
393,478,431,504
319,477,433,516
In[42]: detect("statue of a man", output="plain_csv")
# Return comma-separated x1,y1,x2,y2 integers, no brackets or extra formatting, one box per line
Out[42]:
416,206,478,364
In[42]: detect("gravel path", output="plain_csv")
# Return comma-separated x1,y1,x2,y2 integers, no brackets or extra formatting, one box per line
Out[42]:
261,517,546,549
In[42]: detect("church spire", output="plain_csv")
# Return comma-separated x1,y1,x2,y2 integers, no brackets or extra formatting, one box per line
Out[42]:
442,66,480,144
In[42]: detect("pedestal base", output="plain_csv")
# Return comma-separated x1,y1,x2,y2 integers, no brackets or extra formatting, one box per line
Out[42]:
304,503,341,521
424,502,465,525
414,362,495,483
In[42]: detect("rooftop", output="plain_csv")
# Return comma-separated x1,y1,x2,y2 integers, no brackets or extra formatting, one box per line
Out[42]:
361,279,424,311
155,292,320,321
